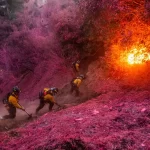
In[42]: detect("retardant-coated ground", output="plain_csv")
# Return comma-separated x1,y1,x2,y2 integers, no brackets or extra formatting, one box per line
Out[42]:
0,85,150,150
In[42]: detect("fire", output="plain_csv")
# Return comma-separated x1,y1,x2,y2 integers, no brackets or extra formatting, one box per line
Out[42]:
127,47,150,65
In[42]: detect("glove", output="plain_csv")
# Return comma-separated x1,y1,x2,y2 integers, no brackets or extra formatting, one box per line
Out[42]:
4,104,8,107
5,104,9,110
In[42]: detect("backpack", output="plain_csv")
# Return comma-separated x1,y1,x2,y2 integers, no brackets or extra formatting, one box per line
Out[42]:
39,91,44,99
2,92,11,104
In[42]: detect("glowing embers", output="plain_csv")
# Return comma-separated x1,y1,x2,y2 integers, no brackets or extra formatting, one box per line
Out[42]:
127,47,150,65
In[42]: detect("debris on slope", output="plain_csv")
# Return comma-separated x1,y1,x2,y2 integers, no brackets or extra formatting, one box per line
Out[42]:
0,89,150,149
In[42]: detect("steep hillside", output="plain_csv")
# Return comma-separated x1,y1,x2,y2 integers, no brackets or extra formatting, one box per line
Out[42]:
0,0,150,149
1,85,150,149
1,59,150,149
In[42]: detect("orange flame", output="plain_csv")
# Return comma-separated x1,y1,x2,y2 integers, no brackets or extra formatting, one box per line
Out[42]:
127,47,150,65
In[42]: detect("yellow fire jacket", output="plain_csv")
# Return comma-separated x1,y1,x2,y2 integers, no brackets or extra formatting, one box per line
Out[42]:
44,94,55,103
8,93,23,109
75,63,80,72
73,78,82,87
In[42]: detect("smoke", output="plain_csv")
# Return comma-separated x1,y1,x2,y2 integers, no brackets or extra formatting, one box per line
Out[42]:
0,0,122,97
0,0,84,98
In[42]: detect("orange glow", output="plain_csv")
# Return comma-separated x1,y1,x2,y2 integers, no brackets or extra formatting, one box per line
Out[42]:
107,43,150,88
126,47,150,65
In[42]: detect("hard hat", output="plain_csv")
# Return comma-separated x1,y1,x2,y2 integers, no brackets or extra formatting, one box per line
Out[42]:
79,74,85,79
53,87,58,93
13,86,20,93
50,87,58,95
76,60,80,64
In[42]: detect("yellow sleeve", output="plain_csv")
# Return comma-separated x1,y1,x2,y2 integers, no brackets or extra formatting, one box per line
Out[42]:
9,96,23,109
73,79,78,85
75,63,79,72
44,94,55,103
76,79,82,87
73,79,82,87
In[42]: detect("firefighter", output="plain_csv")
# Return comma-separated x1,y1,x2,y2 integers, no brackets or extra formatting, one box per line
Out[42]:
2,86,25,119
70,74,85,96
36,87,59,114
72,60,80,75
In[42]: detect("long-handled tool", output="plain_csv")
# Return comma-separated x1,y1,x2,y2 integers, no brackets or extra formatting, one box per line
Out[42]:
55,103,66,110
18,102,33,120
55,102,62,108
24,110,32,119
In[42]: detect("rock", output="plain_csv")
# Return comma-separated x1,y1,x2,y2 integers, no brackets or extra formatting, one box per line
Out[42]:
141,143,145,147
93,110,99,115
75,118,83,121
141,108,146,112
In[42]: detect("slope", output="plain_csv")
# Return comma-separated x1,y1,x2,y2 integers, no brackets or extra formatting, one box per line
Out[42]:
0,85,150,149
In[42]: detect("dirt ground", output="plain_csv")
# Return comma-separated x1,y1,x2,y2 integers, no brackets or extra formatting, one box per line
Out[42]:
0,83,92,132
1,88,150,149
